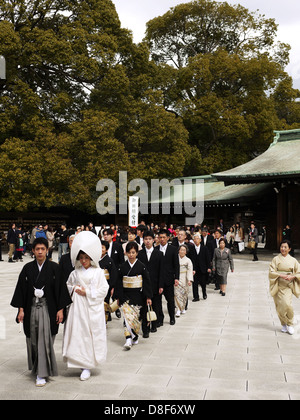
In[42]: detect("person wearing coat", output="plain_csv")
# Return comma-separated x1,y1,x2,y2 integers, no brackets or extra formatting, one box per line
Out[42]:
249,222,259,261
212,238,234,296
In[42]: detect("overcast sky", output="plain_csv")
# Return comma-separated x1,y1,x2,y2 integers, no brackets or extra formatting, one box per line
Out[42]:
112,0,300,89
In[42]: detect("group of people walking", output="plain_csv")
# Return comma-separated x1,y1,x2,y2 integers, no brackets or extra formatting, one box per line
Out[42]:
10,224,235,387
10,220,300,388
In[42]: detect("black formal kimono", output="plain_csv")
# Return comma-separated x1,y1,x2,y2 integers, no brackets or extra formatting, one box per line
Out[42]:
138,247,164,333
115,260,152,307
11,259,72,338
155,244,180,324
115,260,152,341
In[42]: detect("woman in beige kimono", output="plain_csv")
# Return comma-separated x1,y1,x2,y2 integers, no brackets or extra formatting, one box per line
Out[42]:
269,240,300,335
175,245,193,317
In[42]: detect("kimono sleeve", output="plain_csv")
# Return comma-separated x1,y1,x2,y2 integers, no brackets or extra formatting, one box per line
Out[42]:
10,265,28,309
187,257,194,283
269,257,280,297
85,269,109,306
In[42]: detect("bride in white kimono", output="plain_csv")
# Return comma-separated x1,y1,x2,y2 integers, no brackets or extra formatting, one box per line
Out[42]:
63,231,109,381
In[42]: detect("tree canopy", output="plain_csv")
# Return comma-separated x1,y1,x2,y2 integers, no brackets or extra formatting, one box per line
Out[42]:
0,0,299,213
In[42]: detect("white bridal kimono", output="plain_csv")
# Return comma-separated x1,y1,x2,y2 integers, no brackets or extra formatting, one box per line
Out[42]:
63,266,109,369
62,230,109,369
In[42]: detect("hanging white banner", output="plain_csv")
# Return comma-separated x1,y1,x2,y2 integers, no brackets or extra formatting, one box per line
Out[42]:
128,196,139,227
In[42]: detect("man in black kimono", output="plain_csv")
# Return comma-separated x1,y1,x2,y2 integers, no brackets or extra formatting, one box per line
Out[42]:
138,231,164,336
156,229,179,326
10,237,72,387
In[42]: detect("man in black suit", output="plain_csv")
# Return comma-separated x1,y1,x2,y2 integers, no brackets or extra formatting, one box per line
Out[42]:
171,228,194,254
59,234,75,282
189,233,211,301
102,228,125,269
138,231,164,336
156,229,179,325
201,227,214,247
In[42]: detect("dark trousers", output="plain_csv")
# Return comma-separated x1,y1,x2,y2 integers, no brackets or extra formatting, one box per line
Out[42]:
193,273,207,299
158,283,175,323
253,243,258,261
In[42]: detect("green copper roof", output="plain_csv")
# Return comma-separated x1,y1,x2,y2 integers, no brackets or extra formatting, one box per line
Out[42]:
213,129,300,185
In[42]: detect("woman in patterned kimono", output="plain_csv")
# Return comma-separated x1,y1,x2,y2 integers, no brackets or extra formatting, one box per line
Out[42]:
269,240,300,335
63,231,109,381
175,245,193,317
115,241,152,350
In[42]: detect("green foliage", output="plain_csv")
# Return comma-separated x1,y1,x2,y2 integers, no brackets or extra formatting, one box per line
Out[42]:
145,0,300,174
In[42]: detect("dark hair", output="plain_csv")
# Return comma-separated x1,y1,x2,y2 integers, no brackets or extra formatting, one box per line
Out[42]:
101,240,109,251
143,230,154,239
219,238,226,245
159,229,170,237
103,228,114,236
32,237,48,249
126,241,139,253
76,250,91,260
280,240,292,249
128,228,137,235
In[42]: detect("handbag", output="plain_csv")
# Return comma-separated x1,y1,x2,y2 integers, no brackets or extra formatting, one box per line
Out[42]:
147,305,157,322
247,240,256,250
110,299,120,313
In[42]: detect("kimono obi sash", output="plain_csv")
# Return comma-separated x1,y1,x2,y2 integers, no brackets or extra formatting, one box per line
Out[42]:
180,266,188,275
123,275,143,289
103,269,110,281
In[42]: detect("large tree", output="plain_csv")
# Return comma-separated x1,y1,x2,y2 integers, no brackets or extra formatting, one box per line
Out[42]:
0,0,197,212
145,0,300,174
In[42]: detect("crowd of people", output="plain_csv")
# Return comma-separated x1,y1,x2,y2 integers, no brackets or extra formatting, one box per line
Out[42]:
9,218,300,388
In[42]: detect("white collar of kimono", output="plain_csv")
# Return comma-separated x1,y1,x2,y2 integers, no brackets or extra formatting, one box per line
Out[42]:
128,259,137,268
36,260,46,272
71,231,102,268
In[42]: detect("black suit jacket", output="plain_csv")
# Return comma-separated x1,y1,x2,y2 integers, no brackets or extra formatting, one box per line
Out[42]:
155,244,180,287
138,247,164,292
189,245,210,275
108,241,125,269
99,254,118,288
59,252,74,283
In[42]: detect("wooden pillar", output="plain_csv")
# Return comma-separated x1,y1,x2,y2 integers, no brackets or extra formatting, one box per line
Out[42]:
276,189,287,249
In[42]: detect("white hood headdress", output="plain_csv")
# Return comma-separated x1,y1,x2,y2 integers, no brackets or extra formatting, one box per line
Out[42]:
71,231,102,269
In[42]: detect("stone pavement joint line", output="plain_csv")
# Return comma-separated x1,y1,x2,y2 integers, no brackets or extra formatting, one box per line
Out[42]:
1,252,300,400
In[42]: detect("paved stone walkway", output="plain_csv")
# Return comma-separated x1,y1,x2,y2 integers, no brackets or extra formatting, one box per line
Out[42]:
1,251,300,400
